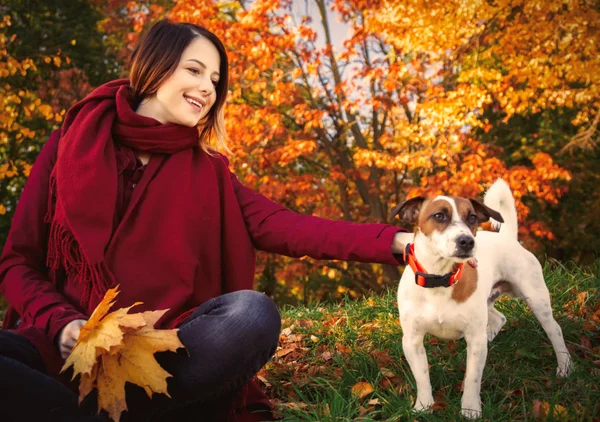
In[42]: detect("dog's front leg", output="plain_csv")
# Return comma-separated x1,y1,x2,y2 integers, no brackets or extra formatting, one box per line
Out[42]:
461,331,488,419
402,330,434,412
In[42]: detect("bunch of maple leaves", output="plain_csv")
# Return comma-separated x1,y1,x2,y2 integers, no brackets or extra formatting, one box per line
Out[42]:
61,286,185,422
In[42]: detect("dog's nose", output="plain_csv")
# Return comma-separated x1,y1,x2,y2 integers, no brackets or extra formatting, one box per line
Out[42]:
457,235,475,252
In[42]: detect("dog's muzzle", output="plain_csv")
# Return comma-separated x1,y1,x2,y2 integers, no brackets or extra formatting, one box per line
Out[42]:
455,234,475,256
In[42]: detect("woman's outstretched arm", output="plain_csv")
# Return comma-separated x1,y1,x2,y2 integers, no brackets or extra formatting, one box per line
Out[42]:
226,160,409,265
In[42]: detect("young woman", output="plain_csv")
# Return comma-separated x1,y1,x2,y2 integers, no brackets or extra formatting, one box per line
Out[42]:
0,19,412,421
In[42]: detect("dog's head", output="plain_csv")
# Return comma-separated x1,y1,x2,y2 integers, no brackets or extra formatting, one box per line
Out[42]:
389,195,504,262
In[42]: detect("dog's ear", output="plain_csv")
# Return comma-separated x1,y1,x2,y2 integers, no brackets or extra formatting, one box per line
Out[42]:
469,199,504,223
389,196,426,223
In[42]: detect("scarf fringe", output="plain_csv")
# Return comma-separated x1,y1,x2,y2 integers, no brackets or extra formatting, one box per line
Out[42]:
46,220,114,309
46,174,114,309
44,171,57,224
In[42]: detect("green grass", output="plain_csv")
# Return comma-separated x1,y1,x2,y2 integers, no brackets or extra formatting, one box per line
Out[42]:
262,259,600,421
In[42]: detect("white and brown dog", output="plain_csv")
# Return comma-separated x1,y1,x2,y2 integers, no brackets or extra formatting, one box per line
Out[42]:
389,179,572,419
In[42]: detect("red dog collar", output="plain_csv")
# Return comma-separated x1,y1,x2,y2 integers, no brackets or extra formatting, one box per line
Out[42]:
403,243,464,288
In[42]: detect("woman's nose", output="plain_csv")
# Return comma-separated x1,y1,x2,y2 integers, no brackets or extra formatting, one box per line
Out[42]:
199,78,215,95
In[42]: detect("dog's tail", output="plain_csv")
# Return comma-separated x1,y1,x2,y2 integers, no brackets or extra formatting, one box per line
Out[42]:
483,178,518,239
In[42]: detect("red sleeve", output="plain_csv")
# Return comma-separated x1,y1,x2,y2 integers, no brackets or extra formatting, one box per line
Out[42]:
0,130,87,342
223,156,408,265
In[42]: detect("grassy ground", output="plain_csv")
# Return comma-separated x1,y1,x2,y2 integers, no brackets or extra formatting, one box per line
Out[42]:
260,259,600,421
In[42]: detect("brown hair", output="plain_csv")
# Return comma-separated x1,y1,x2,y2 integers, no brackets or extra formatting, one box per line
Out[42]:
129,19,230,154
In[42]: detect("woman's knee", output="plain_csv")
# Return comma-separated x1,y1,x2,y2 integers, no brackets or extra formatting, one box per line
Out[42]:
160,291,281,397
230,290,281,349
177,290,281,355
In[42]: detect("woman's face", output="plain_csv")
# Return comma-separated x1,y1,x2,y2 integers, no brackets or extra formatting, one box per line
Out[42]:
143,36,221,127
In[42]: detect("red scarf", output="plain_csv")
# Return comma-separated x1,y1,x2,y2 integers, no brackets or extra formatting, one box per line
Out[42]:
46,79,200,307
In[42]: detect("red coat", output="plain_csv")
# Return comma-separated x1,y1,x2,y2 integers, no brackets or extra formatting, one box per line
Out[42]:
0,130,406,415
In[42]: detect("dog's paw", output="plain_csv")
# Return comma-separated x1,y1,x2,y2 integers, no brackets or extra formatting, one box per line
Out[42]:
486,312,506,342
413,396,435,413
556,358,573,378
486,326,499,342
461,407,482,419
461,397,482,419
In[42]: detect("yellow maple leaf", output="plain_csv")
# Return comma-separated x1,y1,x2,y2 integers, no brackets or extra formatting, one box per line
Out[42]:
61,286,186,422
63,300,147,377
79,287,119,342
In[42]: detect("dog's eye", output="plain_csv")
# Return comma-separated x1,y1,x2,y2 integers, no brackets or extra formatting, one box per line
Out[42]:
433,212,447,222
468,214,477,225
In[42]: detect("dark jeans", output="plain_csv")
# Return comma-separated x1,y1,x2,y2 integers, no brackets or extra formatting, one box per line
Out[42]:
0,290,281,422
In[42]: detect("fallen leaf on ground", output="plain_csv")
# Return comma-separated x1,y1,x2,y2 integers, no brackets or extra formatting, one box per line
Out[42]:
281,326,294,336
352,381,374,398
370,349,393,366
335,343,351,355
380,368,395,378
321,351,333,361
580,335,592,349
256,375,271,388
279,402,308,410
285,333,304,343
532,400,569,420
431,402,448,411
276,345,298,358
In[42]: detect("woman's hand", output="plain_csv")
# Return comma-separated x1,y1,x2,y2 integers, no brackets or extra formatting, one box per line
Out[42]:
57,319,87,359
391,232,414,254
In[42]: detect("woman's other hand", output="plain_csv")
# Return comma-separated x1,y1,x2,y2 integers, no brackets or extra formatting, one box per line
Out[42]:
391,232,413,254
57,319,87,359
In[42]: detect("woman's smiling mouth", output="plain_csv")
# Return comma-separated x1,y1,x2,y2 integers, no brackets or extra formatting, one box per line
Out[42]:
184,95,205,112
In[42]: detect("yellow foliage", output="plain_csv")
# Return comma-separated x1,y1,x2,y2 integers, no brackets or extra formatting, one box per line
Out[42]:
0,14,67,205
61,286,185,422
367,0,600,131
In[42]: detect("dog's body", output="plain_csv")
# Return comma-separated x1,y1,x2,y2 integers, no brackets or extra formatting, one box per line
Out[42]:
392,179,571,419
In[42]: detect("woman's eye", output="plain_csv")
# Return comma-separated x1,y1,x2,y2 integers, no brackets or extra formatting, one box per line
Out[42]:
212,80,219,87
188,68,200,75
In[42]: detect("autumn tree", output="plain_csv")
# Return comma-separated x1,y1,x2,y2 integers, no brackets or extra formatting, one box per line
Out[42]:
159,0,597,302
0,0,124,248
89,0,171,70
3,0,597,305
366,0,599,260
0,15,66,236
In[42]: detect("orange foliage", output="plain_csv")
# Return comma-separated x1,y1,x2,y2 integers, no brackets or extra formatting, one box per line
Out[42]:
5,0,593,299
154,0,588,296
407,138,570,249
